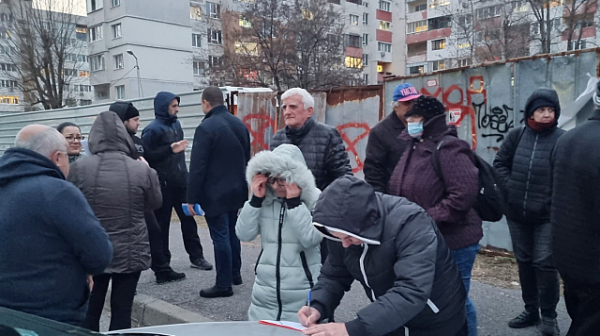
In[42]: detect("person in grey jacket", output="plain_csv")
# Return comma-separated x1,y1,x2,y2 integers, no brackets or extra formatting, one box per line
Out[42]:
299,175,467,336
69,111,163,331
236,144,322,322
493,88,565,336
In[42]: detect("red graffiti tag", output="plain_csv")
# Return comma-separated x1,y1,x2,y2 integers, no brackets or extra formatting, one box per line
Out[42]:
242,114,276,152
336,123,371,174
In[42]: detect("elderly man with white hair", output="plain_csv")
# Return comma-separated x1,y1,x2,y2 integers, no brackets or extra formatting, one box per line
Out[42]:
270,88,352,264
0,124,113,325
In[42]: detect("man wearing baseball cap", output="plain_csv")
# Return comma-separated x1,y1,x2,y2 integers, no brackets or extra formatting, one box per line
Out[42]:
364,83,420,193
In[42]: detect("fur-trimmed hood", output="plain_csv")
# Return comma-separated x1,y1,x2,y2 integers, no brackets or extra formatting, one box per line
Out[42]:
246,144,320,207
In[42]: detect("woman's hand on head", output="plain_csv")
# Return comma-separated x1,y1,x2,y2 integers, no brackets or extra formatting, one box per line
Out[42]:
252,173,268,198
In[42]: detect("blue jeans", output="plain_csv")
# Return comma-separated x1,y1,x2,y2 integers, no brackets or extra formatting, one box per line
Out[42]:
204,211,242,288
451,244,480,336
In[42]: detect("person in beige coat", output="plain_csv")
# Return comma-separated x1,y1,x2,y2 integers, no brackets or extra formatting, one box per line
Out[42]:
68,111,162,331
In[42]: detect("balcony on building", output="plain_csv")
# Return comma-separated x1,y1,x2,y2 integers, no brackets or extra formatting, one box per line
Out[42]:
407,41,427,64
406,0,427,23
406,15,451,45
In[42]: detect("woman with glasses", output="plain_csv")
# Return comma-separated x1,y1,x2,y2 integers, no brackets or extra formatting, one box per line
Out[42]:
57,122,85,163
236,144,322,322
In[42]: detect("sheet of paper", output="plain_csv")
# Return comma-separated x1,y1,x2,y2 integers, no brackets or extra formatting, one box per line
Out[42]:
259,320,307,331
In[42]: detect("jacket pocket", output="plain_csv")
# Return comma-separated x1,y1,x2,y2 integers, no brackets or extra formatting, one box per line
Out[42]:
254,249,263,275
299,251,314,289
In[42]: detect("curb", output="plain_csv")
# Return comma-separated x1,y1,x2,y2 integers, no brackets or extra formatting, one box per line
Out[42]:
103,287,212,327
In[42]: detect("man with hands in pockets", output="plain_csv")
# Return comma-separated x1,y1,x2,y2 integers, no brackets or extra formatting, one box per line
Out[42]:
298,175,467,336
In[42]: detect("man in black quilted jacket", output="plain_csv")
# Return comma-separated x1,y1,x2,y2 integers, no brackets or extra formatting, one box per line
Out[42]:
271,88,352,263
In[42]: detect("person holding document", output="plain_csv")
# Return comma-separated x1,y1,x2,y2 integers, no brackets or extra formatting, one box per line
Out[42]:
298,176,467,336
237,144,322,322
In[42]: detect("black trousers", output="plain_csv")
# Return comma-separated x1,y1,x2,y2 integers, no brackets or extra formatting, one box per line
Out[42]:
81,272,141,331
154,185,204,263
145,211,173,274
507,219,560,319
563,276,600,336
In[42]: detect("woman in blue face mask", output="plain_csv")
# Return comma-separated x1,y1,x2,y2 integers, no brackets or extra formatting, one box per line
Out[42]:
388,95,482,336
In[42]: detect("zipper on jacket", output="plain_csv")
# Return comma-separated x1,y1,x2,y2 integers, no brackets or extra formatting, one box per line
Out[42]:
254,249,263,275
522,133,539,218
299,251,314,288
275,203,285,320
359,243,376,301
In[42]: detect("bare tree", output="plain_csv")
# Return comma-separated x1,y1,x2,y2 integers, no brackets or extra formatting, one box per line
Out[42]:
562,0,598,50
216,0,360,92
0,0,86,110
527,0,563,54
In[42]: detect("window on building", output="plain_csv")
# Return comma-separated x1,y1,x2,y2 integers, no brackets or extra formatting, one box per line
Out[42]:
0,63,17,72
378,42,391,52
262,21,276,38
429,16,451,29
328,0,341,3
430,0,450,8
377,64,383,72
363,33,368,45
407,20,428,33
190,6,202,20
80,99,93,106
576,18,594,29
207,2,221,19
379,21,391,30
235,41,258,55
0,80,18,88
80,85,92,92
116,85,125,99
363,53,369,66
302,9,314,20
111,0,120,7
208,55,222,68
345,56,363,68
511,1,528,12
90,54,105,72
459,58,472,67
89,25,103,42
0,96,19,104
364,1,369,7
457,38,471,49
363,74,369,84
349,14,359,26
112,23,121,39
88,0,103,12
378,0,390,11
408,65,424,75
413,3,427,12
207,29,222,44
79,70,90,77
347,0,362,4
431,60,445,71
192,33,202,47
457,14,472,28
63,69,76,76
571,40,587,50
114,54,123,69
239,17,252,28
363,13,368,25
431,39,446,50
476,5,502,20
346,34,361,48
193,60,205,75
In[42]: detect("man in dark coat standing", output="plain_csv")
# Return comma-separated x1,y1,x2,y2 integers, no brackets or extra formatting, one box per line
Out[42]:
0,125,112,325
188,86,251,298
110,101,186,285
141,92,212,271
298,175,467,336
364,83,419,193
271,87,352,263
550,82,600,336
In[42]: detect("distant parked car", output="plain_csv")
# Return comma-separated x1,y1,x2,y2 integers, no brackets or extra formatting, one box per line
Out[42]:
0,307,300,336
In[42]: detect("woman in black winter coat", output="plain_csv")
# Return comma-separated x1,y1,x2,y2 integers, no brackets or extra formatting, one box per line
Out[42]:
493,88,565,336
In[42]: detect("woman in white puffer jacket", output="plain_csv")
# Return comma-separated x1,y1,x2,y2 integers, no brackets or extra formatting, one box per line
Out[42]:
236,144,322,322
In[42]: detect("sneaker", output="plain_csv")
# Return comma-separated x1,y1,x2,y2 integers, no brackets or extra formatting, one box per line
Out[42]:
156,270,186,285
200,285,233,298
191,258,213,270
538,317,560,336
508,310,540,328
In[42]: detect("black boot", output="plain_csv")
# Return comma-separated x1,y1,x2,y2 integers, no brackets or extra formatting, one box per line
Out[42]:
156,270,186,285
191,258,213,270
538,317,560,336
200,286,233,298
508,310,540,328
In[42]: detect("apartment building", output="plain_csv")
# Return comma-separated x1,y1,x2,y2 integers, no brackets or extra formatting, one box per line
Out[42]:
0,1,93,112
404,0,598,75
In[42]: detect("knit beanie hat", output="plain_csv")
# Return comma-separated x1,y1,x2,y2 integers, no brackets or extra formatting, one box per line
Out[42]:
404,95,445,120
526,98,557,119
109,101,140,122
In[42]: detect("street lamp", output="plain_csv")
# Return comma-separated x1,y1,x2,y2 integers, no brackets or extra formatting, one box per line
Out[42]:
127,49,143,98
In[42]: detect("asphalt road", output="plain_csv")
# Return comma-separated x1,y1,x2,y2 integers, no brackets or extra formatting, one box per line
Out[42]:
106,221,572,335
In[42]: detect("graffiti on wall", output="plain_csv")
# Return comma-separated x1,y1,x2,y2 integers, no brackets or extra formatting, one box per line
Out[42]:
242,114,276,153
336,122,371,174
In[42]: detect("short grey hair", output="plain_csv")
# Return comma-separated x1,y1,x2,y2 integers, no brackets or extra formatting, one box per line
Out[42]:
14,126,68,158
281,88,314,110
392,101,400,110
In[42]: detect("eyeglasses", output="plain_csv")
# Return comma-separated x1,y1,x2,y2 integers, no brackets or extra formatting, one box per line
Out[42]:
65,135,85,142
268,177,286,185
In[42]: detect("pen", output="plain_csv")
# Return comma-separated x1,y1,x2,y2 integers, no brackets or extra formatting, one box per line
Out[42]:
307,290,311,311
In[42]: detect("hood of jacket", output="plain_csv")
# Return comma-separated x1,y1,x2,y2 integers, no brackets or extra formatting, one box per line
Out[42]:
312,175,382,245
246,144,320,207
88,111,137,156
524,88,561,127
154,91,180,124
0,147,65,187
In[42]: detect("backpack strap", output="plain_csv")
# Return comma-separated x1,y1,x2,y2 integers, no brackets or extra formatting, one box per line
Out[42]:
431,135,456,185
509,125,526,167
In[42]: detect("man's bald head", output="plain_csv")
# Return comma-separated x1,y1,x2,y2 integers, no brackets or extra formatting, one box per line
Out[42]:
15,124,68,158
